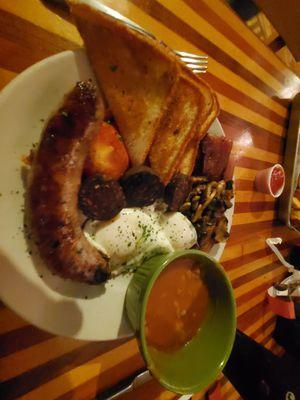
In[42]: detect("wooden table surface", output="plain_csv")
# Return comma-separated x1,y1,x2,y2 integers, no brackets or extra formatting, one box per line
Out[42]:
1,1,300,399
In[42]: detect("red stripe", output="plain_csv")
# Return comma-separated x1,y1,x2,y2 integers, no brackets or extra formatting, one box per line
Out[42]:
0,338,131,400
238,302,269,330
185,0,290,85
234,201,275,213
219,112,285,155
252,317,276,340
236,272,286,309
129,0,291,101
222,241,293,272
232,260,283,289
207,72,286,126
55,353,144,400
235,180,255,191
0,9,79,74
0,325,52,357
230,220,281,241
234,156,274,171
231,212,293,237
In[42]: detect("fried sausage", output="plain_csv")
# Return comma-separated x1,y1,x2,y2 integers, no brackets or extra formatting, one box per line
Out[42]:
121,166,164,207
29,81,110,284
79,175,125,220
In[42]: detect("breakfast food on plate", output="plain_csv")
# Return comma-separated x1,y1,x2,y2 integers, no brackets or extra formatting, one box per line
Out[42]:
84,122,129,180
145,257,209,351
180,178,233,251
149,75,204,183
84,207,197,271
196,135,233,181
177,135,233,251
69,0,218,184
79,175,126,220
178,78,219,176
29,81,110,284
27,1,233,284
69,0,180,166
121,166,164,207
164,173,192,212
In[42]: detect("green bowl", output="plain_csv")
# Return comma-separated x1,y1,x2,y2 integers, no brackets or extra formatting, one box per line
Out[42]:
125,249,236,394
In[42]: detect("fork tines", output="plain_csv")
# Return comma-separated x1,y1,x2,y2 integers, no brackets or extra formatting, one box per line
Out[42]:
174,50,208,74
70,0,209,75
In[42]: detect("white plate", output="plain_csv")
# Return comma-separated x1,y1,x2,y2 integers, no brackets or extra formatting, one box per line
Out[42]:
0,50,234,341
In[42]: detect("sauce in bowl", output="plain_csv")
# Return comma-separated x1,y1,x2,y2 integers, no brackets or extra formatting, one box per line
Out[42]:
270,165,285,196
255,163,285,197
145,257,209,352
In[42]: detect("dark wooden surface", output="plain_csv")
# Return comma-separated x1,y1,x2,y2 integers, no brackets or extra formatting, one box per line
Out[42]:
1,0,300,399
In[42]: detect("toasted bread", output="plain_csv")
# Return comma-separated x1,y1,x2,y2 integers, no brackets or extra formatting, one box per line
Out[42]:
69,0,180,165
149,74,205,183
178,71,219,175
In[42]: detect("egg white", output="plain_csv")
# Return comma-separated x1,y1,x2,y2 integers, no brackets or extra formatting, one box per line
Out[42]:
84,206,197,272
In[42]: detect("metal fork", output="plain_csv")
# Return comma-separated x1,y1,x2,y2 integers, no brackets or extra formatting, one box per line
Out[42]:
49,0,208,73
174,50,208,74
95,2,208,74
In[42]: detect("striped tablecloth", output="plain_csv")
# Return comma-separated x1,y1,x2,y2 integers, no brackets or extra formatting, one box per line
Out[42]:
0,0,300,399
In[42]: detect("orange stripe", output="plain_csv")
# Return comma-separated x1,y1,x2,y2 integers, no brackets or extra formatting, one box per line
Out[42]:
1,0,292,120
18,340,141,400
236,271,287,312
235,191,275,203
232,210,275,225
234,264,285,297
234,167,259,181
243,310,274,336
228,249,289,280
222,226,299,263
255,321,276,343
157,0,284,92
234,201,274,214
237,291,268,318
0,308,27,335
0,337,85,381
186,0,287,85
0,0,82,45
99,0,286,117
0,0,289,120
128,0,293,105
268,339,284,355
218,94,285,136
200,0,296,78
232,143,282,163
0,66,16,89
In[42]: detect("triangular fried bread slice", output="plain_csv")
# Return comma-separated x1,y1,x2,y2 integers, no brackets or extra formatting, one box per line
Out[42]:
178,71,219,175
149,73,206,183
69,0,180,165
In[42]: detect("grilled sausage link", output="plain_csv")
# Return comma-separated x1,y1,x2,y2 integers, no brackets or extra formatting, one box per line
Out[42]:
29,81,110,284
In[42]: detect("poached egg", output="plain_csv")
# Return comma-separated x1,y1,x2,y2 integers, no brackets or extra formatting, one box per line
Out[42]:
84,206,197,272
